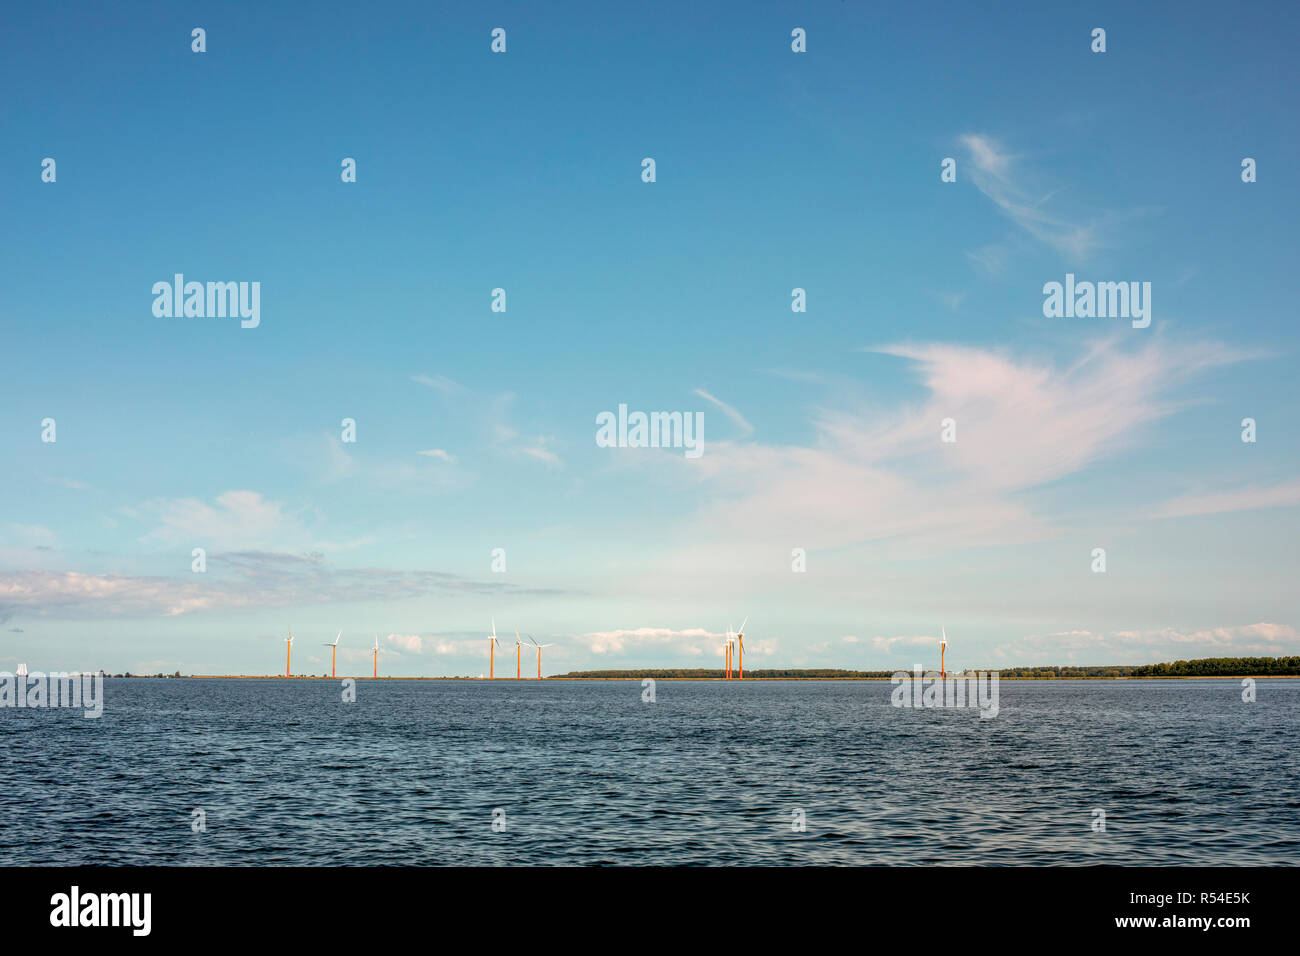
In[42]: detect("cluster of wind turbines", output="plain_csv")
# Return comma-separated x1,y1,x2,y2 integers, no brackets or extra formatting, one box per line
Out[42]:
284,628,380,678
283,617,761,680
280,621,557,679
719,617,748,679
278,617,953,682
483,616,751,680
485,618,553,679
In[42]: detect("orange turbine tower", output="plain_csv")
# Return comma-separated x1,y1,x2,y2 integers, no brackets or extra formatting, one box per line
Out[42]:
487,618,501,679
323,630,340,678
734,617,748,680
527,636,554,678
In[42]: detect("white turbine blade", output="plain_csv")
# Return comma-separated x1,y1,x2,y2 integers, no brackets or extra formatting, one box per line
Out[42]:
737,616,748,635
491,617,497,639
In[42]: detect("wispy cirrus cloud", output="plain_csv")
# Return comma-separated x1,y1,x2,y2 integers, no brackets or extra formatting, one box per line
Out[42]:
518,439,562,467
411,373,464,393
320,434,469,493
694,388,754,437
657,336,1256,574
960,133,1104,261
856,337,1249,492
487,392,564,467
1150,480,1300,519
42,476,91,492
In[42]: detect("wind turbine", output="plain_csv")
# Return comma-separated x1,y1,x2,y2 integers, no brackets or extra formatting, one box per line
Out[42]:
370,634,380,678
720,631,734,679
285,627,294,677
940,626,947,680
734,616,748,680
513,630,526,679
487,617,501,679
323,630,341,678
527,635,554,679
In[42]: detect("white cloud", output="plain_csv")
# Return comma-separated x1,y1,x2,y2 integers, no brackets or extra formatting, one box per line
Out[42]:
141,491,304,551
574,627,720,656
996,623,1299,662
386,633,423,653
0,570,222,620
416,448,458,463
870,635,935,652
0,557,570,622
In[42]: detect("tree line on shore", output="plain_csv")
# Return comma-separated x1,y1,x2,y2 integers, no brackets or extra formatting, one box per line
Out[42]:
555,657,1300,679
1129,656,1300,677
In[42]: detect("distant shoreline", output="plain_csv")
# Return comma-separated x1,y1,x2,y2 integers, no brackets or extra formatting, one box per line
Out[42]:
79,656,1299,681
106,674,1297,681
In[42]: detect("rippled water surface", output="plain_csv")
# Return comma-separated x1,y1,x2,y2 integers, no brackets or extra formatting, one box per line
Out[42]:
3,678,1297,865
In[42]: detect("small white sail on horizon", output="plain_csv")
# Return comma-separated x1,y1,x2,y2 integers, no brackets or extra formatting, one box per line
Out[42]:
16,663,28,676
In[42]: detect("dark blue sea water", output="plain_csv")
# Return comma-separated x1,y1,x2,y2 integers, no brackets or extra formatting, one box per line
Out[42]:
2,678,1297,865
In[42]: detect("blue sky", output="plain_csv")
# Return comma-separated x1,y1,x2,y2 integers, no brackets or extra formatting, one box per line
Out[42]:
2,0,1298,675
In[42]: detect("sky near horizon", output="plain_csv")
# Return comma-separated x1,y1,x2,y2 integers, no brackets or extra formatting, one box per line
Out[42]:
2,1,1298,675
